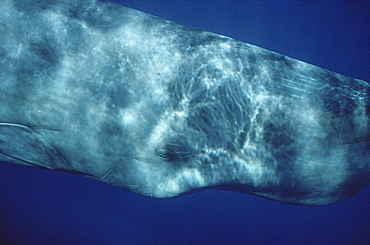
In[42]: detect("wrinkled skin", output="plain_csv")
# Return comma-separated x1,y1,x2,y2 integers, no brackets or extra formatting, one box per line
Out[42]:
0,0,369,205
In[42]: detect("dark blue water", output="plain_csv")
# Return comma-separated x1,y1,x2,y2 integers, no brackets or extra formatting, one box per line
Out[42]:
1,0,369,244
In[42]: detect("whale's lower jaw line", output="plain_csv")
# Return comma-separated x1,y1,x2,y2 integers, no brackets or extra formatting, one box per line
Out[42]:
0,0,369,206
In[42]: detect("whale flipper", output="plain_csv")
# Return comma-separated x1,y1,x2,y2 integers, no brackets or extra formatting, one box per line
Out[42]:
0,0,369,205
0,123,69,171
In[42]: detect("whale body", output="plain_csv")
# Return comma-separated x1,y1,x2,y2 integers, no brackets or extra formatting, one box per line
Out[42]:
0,0,369,206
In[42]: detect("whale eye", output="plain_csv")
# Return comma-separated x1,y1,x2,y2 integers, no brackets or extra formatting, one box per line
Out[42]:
156,142,193,163
156,148,176,160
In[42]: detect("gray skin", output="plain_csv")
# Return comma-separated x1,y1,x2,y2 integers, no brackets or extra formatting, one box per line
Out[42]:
0,0,369,206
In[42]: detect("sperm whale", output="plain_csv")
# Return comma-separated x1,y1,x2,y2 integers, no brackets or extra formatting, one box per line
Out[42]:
0,0,369,205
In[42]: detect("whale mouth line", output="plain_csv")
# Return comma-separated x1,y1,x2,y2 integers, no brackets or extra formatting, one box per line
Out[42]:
0,150,49,170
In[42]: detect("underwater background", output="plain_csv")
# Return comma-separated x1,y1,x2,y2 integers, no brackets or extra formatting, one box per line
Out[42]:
1,0,369,244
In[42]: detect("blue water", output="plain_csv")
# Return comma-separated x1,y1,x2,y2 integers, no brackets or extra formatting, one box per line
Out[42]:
1,0,369,244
